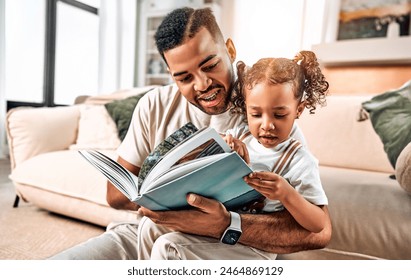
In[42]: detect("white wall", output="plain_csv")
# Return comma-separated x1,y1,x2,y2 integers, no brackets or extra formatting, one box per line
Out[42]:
226,0,326,66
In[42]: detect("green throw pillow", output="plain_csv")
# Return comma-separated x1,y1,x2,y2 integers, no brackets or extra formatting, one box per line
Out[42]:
362,80,411,168
104,93,146,141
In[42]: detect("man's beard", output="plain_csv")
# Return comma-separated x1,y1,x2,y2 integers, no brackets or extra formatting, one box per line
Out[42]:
194,84,233,115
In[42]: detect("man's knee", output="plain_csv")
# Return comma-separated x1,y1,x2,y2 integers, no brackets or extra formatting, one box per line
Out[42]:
139,217,171,244
150,232,186,260
138,217,156,238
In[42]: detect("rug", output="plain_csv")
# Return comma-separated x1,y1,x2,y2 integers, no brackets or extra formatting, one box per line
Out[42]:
0,159,105,260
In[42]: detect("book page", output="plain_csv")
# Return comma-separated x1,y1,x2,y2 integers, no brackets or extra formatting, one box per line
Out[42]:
142,153,228,193
141,127,230,191
173,138,225,166
138,122,199,188
79,150,140,200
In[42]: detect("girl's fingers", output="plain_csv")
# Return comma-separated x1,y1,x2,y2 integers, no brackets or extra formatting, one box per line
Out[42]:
249,171,279,181
245,175,275,189
241,146,250,164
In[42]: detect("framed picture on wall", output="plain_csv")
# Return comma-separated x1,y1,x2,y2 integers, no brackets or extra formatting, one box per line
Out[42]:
337,0,410,40
313,0,411,66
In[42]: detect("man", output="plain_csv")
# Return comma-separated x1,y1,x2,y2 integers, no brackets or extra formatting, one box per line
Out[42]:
51,7,331,260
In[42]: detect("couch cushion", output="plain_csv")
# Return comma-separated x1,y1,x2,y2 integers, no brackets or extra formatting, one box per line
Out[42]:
70,87,157,150
6,106,80,169
320,166,411,260
9,150,139,226
69,104,121,150
13,182,138,227
361,80,411,168
10,150,116,206
296,95,394,173
84,86,156,105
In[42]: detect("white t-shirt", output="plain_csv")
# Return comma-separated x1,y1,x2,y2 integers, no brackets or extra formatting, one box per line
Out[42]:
225,125,328,212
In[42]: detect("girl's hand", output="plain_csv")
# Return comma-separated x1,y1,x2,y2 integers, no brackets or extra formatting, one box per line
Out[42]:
223,134,250,164
244,171,293,201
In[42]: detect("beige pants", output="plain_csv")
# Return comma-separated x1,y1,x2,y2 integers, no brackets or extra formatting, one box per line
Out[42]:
137,216,277,260
50,216,277,260
49,221,140,260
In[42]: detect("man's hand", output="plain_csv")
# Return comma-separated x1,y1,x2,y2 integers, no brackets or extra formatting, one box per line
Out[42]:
138,193,230,239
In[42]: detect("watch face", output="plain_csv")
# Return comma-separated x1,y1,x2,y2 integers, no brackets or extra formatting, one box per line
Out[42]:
222,229,242,245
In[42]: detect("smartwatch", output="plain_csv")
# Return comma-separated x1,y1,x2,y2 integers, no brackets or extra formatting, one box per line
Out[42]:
220,211,242,245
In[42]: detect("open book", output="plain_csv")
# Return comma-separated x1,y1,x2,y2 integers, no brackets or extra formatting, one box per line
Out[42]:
79,123,261,211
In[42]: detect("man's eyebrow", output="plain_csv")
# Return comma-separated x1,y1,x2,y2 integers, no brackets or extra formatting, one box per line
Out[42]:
173,71,188,77
172,55,216,77
198,55,216,67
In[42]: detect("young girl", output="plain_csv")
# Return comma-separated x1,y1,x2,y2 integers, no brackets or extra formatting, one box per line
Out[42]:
224,51,329,233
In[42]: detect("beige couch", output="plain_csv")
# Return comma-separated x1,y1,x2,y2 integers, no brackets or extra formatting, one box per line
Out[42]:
5,89,411,259
279,95,411,260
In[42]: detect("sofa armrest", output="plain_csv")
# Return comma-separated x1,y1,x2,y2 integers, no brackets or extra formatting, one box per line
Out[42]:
6,106,80,169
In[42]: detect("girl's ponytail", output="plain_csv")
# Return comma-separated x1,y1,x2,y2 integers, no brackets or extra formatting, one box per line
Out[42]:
294,51,329,114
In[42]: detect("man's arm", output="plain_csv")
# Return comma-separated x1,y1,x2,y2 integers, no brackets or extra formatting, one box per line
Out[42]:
138,194,332,254
106,156,141,211
240,206,331,253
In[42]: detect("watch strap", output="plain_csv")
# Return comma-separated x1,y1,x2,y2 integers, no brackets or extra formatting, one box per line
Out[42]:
229,211,241,230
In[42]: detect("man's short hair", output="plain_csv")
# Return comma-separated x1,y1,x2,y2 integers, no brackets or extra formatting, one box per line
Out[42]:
154,7,224,64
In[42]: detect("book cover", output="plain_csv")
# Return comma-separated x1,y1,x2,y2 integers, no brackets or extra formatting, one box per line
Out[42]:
79,123,260,211
135,152,260,210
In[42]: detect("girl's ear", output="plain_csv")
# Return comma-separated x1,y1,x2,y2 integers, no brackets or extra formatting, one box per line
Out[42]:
225,38,236,63
296,101,305,119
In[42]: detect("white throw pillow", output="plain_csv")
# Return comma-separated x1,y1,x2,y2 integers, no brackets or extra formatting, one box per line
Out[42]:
69,104,121,150
396,142,411,194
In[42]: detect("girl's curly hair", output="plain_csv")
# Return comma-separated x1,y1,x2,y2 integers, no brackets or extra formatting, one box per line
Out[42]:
231,51,329,117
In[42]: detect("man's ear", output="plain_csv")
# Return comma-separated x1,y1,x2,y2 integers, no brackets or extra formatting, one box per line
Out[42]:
166,67,173,79
166,67,177,83
225,38,236,63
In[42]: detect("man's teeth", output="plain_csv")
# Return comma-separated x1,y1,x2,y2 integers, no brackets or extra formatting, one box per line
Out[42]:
203,93,217,101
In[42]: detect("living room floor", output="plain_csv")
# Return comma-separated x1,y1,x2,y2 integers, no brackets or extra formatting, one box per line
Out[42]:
0,157,104,260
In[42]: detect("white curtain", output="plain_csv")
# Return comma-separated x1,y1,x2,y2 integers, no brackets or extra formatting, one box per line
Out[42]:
98,0,137,94
0,0,6,158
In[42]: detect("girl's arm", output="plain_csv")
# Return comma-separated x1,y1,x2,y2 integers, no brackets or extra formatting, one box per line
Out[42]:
245,171,327,233
278,185,327,233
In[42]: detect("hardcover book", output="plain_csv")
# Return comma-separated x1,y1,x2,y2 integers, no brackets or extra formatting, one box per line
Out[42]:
79,123,260,211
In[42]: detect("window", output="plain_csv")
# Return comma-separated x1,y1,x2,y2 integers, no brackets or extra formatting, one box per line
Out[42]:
5,0,46,104
5,0,100,109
